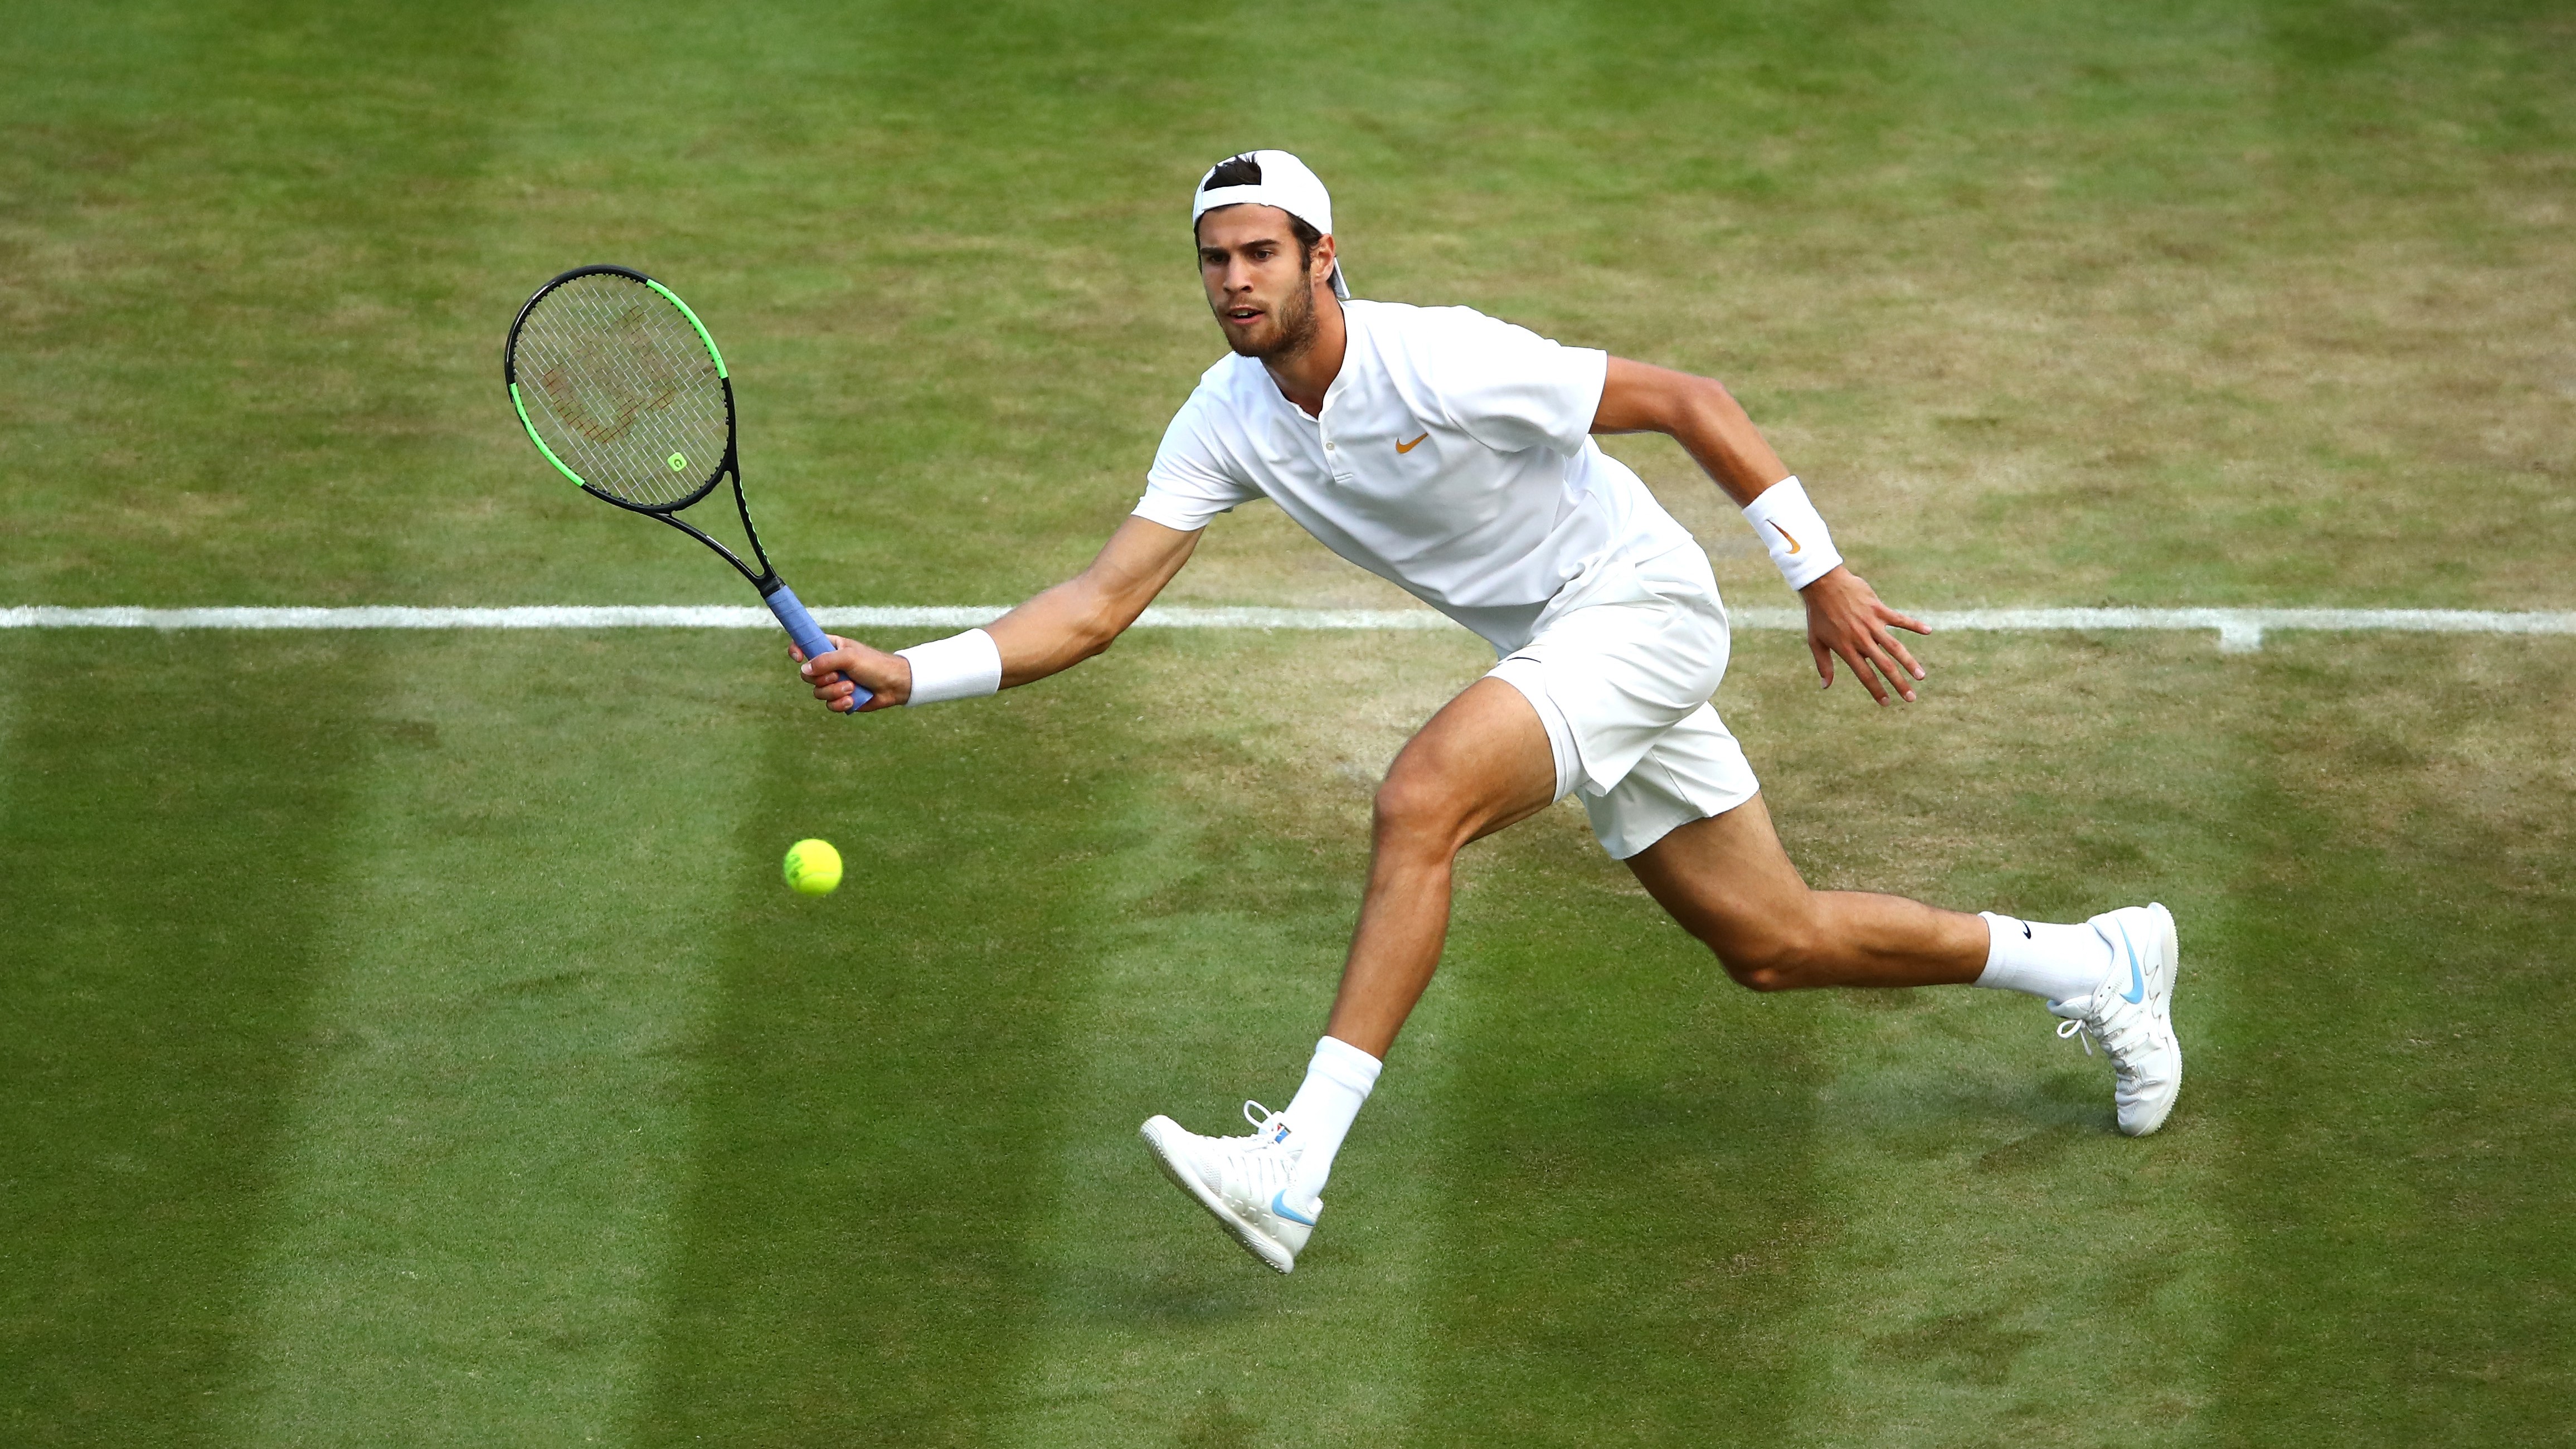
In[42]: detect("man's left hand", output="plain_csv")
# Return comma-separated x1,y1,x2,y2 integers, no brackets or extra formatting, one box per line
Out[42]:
1801,566,1929,706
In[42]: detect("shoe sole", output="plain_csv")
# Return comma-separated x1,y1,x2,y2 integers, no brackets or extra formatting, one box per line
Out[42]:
1139,1117,1295,1274
2124,902,2183,1137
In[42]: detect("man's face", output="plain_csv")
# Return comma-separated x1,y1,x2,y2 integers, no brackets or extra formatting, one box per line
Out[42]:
1195,204,1330,360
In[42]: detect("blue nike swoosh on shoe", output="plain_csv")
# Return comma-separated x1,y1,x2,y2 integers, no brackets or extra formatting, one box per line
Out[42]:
1271,1190,1318,1227
2119,927,2147,1004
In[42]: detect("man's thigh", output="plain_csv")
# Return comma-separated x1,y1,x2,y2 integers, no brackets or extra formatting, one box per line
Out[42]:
1381,676,1560,848
1620,794,1812,950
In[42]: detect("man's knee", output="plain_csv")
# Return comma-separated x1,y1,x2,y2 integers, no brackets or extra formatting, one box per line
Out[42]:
1708,917,1831,993
1372,767,1466,854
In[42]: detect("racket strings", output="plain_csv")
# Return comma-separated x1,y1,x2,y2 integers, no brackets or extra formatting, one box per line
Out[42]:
527,283,718,505
513,274,728,508
544,287,682,441
537,281,712,469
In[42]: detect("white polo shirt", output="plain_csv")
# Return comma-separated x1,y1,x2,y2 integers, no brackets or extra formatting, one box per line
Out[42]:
1136,299,1699,654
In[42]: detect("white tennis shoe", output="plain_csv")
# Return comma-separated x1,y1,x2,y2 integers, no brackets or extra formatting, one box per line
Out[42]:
2050,902,2183,1136
1139,1101,1316,1274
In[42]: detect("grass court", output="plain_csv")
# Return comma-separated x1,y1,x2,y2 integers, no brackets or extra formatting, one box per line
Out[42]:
4,1,2572,1443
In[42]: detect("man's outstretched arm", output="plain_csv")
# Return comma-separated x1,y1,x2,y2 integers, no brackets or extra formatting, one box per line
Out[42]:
1593,357,1929,706
796,516,1201,712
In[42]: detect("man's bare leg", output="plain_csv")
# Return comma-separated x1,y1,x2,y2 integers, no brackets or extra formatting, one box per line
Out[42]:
1627,795,2184,1134
1624,795,1987,989
1139,677,1560,1265
1195,677,1559,1224
1320,677,1559,1057
1148,690,2179,1271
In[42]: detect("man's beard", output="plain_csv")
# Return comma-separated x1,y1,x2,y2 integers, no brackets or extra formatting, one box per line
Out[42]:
1223,272,1319,361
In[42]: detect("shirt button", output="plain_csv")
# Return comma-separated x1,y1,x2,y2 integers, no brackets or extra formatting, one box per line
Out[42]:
1324,443,1336,452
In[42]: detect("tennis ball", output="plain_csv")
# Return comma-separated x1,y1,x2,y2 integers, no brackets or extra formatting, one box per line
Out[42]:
783,838,843,897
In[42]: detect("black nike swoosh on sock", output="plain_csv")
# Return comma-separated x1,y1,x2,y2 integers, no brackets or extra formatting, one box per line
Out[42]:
2023,923,2034,937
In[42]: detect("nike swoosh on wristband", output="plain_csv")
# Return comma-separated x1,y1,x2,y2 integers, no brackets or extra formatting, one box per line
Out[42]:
1770,521,1802,555
1396,431,1429,454
2120,930,2147,1004
1271,1189,1319,1227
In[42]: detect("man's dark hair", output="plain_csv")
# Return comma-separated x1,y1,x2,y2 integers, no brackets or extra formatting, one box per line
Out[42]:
1197,153,1323,267
1203,153,1264,191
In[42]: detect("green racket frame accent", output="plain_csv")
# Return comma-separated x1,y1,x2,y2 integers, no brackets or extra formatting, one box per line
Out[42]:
645,278,728,379
500,262,867,709
508,381,589,488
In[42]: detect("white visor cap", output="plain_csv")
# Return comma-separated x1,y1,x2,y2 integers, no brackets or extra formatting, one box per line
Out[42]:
1192,149,1350,300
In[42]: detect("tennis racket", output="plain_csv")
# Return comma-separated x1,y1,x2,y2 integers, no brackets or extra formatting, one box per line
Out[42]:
503,264,864,709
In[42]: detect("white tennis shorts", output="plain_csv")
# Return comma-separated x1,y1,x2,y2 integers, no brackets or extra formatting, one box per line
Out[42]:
1486,544,1759,859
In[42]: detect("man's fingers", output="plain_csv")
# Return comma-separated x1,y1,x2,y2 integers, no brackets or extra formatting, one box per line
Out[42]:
1801,579,1930,703
797,636,864,675
1874,624,1927,683
1877,605,1932,638
802,649,859,680
818,677,880,714
1816,619,1911,704
786,633,900,714
791,635,859,665
1859,635,1917,702
1835,639,1892,705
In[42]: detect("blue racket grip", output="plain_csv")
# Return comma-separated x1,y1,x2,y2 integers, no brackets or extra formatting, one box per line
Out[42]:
765,581,872,713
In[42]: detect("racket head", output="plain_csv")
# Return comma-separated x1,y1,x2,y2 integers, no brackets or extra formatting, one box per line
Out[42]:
504,265,734,514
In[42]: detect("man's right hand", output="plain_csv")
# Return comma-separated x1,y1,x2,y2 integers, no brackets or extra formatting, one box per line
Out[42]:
792,635,911,713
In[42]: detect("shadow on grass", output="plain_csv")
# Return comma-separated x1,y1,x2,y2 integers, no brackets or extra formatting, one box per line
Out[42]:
2213,678,2576,1441
633,687,1132,1446
1413,825,1829,1443
0,635,384,1447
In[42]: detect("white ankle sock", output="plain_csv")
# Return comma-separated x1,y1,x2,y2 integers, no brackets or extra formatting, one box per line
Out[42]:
1975,912,2112,1003
1281,1035,1382,1213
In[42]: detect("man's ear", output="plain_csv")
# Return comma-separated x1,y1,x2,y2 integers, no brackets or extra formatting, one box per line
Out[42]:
1310,233,1338,290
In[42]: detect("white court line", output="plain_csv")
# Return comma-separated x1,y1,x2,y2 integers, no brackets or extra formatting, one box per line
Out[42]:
3,604,2573,652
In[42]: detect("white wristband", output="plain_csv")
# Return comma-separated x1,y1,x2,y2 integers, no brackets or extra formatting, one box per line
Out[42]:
896,628,1002,706
1742,476,1844,591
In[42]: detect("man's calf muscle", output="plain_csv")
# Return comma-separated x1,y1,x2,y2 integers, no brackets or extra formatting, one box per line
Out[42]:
1626,796,1986,991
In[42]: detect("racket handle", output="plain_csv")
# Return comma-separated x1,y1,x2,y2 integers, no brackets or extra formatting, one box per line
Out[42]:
765,580,872,713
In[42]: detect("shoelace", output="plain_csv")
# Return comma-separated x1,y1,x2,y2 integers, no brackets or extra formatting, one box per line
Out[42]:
1241,1100,1299,1151
2058,994,2150,1076
1194,1102,1295,1207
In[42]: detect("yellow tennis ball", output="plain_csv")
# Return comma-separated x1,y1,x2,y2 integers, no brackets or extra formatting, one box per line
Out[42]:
783,838,843,897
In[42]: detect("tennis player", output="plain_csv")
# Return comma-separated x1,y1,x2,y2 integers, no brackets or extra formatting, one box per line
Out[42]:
799,150,2183,1274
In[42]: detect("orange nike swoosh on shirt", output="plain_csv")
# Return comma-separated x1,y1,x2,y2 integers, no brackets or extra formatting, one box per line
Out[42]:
1396,432,1430,454
1769,521,1802,555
